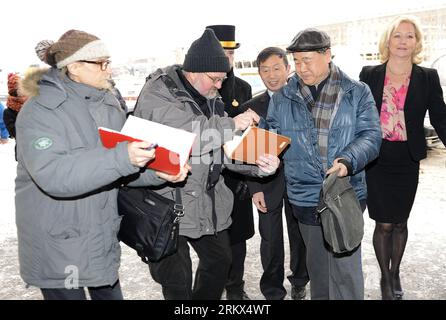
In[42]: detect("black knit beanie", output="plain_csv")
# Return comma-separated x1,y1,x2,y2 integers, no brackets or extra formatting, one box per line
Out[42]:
183,29,230,73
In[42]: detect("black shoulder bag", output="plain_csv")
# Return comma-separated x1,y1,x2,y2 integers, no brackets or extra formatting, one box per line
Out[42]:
117,186,184,263
119,73,186,264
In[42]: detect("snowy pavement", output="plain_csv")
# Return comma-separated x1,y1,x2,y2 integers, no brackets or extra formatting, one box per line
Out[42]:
0,139,445,300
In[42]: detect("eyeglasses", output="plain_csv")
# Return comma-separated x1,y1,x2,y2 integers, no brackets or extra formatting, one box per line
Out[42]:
204,73,227,85
80,60,111,71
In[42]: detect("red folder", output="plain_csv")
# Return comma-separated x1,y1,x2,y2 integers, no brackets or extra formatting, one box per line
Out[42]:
98,128,182,176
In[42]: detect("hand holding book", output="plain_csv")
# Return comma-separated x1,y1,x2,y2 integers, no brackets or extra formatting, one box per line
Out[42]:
127,141,156,168
256,154,280,174
223,126,290,164
156,163,191,183
233,109,260,130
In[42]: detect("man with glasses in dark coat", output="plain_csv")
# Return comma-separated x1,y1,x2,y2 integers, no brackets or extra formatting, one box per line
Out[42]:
133,28,280,300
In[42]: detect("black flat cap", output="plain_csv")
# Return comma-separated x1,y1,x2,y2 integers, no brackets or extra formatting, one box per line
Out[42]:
286,28,331,52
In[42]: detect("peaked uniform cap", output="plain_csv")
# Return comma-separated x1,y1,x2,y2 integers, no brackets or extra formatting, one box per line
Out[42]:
287,28,331,52
206,25,240,49
183,28,230,73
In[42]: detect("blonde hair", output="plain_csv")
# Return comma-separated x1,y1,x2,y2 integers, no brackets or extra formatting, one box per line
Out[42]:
378,15,424,64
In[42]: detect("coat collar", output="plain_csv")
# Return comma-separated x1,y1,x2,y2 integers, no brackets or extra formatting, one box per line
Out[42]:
34,68,67,109
282,67,356,102
34,68,116,110
369,62,422,113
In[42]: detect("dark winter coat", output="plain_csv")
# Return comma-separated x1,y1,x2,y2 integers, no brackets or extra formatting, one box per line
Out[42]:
267,71,381,211
133,65,271,239
245,91,287,210
3,107,18,138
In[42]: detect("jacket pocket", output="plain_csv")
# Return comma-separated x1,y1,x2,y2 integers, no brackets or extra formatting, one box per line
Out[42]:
180,190,200,229
214,181,233,230
45,202,85,240
42,233,89,281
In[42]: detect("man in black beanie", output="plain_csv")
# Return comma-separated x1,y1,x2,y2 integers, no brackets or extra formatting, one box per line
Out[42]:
133,28,280,300
206,24,254,300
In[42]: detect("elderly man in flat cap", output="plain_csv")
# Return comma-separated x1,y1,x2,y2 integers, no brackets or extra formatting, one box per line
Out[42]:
15,29,189,300
265,28,381,299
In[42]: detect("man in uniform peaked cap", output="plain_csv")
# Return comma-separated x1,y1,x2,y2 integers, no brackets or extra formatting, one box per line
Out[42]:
206,24,255,300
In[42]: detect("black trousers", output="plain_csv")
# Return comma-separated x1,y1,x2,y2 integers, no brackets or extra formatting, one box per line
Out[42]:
148,230,232,300
41,280,123,300
259,198,309,300
225,241,247,293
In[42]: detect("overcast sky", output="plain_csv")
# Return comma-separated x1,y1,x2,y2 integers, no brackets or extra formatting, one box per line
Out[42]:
1,0,445,71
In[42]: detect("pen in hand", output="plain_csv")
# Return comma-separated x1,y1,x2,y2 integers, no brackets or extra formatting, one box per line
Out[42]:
146,143,158,151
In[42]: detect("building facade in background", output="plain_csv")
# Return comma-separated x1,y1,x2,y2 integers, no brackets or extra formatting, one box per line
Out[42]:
89,4,446,106
234,4,446,86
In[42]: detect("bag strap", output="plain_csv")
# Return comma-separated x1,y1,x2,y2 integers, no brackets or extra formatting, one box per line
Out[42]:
174,187,184,221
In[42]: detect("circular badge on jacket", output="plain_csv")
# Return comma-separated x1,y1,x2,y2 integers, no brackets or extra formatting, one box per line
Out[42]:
33,137,53,150
232,99,239,107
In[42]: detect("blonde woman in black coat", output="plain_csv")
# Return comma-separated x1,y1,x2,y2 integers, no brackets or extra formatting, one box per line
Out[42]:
360,15,446,300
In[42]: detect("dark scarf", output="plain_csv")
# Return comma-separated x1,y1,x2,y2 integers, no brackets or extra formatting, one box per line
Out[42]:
176,69,225,118
176,69,224,188
298,62,342,170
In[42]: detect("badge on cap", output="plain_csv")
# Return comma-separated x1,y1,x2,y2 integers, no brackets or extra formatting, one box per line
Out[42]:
232,99,239,107
33,137,53,150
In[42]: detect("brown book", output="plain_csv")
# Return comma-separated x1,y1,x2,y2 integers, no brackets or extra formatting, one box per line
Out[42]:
223,126,291,164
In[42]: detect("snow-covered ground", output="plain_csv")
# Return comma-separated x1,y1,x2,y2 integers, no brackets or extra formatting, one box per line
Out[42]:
0,139,445,300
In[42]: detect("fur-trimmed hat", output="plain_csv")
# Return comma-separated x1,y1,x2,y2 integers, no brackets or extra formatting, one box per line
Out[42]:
35,29,110,69
183,29,230,73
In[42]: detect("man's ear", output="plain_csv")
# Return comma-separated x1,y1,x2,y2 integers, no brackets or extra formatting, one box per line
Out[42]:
184,71,197,84
67,62,81,77
325,49,332,63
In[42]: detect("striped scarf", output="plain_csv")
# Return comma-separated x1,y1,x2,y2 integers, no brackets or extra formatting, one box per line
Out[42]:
298,62,342,171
